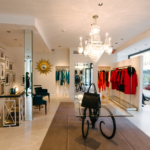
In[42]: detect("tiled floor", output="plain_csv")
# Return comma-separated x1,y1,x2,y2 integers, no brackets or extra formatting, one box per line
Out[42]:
0,96,73,150
128,103,150,137
0,96,150,150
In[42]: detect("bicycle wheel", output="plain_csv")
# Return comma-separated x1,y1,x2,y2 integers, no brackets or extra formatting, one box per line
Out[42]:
76,83,80,92
81,84,85,92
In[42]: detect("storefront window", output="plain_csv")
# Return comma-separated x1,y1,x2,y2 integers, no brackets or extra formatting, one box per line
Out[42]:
130,50,150,97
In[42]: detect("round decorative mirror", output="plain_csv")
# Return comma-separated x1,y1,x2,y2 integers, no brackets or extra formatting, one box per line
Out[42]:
41,64,47,70
36,59,53,75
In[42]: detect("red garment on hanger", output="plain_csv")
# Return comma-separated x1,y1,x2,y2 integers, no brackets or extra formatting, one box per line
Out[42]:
106,71,109,87
98,71,103,92
103,71,106,91
110,70,115,89
124,68,138,94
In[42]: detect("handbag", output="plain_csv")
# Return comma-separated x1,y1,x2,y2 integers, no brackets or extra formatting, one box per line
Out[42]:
81,83,101,109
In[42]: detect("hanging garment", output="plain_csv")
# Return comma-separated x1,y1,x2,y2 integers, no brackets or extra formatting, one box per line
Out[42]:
106,71,109,87
66,71,67,84
119,69,126,92
66,71,70,84
60,71,64,86
67,71,70,84
98,71,103,92
103,70,106,91
80,70,83,75
75,70,77,74
56,71,58,81
110,70,116,89
124,67,138,94
56,71,60,81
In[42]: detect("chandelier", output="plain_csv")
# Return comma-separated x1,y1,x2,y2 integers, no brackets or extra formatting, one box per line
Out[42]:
78,15,113,64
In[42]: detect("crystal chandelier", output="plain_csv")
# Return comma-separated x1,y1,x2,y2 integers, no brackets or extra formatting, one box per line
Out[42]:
78,15,113,64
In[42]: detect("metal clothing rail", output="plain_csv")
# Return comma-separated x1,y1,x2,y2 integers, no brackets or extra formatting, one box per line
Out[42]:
112,65,132,70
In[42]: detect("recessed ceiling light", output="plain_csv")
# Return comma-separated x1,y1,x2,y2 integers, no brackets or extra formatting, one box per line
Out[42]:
121,38,124,40
14,39,17,40
145,44,147,46
43,51,45,52
115,42,118,44
20,45,22,46
7,31,10,33
58,45,61,47
62,29,66,32
98,3,103,6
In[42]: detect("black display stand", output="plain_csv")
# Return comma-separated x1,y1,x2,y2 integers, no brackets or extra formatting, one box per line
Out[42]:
81,107,116,139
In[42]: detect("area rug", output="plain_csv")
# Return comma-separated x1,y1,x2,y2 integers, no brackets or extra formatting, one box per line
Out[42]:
40,102,150,150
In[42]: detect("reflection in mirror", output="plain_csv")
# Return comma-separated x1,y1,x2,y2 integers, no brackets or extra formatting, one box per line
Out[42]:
42,65,47,70
74,63,93,94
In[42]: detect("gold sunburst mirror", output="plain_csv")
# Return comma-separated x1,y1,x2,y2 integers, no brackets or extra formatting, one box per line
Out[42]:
36,59,53,75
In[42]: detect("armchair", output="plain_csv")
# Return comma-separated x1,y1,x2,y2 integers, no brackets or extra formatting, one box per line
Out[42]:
33,95,47,114
35,87,50,103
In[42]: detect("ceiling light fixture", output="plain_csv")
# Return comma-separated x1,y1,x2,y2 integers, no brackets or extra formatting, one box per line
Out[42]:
7,31,10,33
115,42,118,44
98,3,103,6
78,15,113,64
58,45,61,47
121,38,124,40
14,39,17,41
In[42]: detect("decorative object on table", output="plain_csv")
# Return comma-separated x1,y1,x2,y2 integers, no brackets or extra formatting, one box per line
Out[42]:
5,57,9,70
33,95,47,114
0,47,5,60
81,83,101,109
0,62,5,80
5,72,9,86
13,73,16,83
9,62,13,71
14,87,18,94
0,82,5,95
36,59,53,75
77,15,113,64
10,88,16,94
34,87,50,103
21,75,25,86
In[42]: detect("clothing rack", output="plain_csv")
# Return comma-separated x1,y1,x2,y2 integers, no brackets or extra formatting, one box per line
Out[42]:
112,65,132,70
109,65,137,111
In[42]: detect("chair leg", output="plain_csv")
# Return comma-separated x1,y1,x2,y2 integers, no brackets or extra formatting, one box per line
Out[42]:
45,103,47,114
48,95,50,103
39,105,41,111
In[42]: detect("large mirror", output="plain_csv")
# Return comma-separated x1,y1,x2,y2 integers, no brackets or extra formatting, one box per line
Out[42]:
74,63,93,94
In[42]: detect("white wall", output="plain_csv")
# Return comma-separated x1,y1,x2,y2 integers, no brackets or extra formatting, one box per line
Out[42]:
111,56,143,111
69,47,118,99
10,47,24,93
0,44,22,117
33,49,69,95
117,53,128,62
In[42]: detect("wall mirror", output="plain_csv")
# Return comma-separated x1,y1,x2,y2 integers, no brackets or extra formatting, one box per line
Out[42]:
74,63,93,94
36,58,53,75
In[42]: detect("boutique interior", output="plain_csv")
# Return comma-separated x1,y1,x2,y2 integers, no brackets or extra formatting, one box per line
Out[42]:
1,1,150,150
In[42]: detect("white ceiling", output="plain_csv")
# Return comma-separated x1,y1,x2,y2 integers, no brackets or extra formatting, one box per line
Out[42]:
0,0,150,51
118,36,150,55
0,24,50,52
